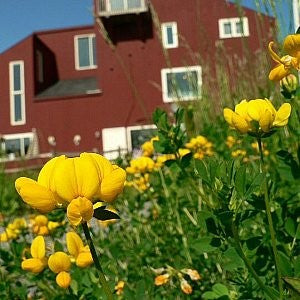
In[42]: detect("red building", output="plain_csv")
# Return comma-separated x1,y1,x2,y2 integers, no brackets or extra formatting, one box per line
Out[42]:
0,0,274,170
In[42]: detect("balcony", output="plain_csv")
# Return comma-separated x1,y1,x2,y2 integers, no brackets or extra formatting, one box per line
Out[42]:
98,0,148,17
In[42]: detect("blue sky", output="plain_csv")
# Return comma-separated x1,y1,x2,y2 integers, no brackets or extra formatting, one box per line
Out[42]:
0,0,94,53
0,0,295,53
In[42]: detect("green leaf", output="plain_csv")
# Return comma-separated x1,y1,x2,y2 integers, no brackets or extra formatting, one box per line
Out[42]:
278,251,293,276
212,283,229,296
235,165,246,197
191,237,218,254
93,208,120,221
223,247,245,271
244,173,264,199
202,291,218,299
245,236,262,250
282,277,300,294
285,218,296,237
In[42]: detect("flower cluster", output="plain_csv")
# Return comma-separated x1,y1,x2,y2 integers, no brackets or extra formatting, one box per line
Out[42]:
22,232,93,288
225,135,241,148
153,266,201,295
15,153,126,226
185,135,213,159
224,99,291,134
30,214,62,235
141,136,159,157
268,34,300,81
0,217,26,242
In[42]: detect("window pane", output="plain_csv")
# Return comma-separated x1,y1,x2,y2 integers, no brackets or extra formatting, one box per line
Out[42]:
166,26,174,45
13,64,21,91
24,138,30,154
78,37,90,67
5,139,21,156
130,129,156,151
92,37,97,66
167,71,198,99
128,0,141,9
14,94,22,122
236,21,243,34
224,23,231,34
110,0,124,11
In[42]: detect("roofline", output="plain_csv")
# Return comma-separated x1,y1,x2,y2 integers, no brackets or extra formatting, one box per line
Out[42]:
33,24,94,36
0,24,94,55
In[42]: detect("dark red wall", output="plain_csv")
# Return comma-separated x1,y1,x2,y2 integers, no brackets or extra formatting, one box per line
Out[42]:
0,0,275,156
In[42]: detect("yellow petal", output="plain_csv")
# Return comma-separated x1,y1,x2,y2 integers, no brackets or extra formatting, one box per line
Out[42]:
38,155,66,190
56,271,71,289
247,99,266,121
53,156,100,202
273,103,292,126
66,232,84,258
76,251,93,268
232,113,249,133
223,108,234,126
259,109,273,132
67,197,94,226
269,63,290,81
81,152,114,181
283,34,300,58
235,99,250,120
34,215,48,226
48,252,71,273
99,166,126,202
21,258,45,273
15,177,57,213
31,235,45,259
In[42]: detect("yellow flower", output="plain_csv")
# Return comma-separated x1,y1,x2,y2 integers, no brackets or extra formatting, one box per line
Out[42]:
182,269,202,281
224,99,291,134
180,279,193,294
126,156,155,174
185,135,213,159
115,281,125,295
154,274,170,286
32,215,49,235
66,231,93,268
141,136,159,157
225,136,236,148
48,252,71,288
1,217,27,242
21,236,47,273
15,153,126,226
154,154,176,168
268,34,300,81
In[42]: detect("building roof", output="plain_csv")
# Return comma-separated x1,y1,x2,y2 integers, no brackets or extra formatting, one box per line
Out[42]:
36,77,100,100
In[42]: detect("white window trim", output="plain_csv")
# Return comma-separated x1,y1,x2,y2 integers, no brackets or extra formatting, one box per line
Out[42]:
161,65,202,103
1,132,33,158
9,60,26,126
74,34,97,71
218,17,249,39
161,22,178,49
126,124,157,152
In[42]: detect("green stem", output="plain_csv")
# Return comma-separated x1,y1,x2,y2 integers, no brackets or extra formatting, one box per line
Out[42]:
231,222,276,299
257,137,283,299
82,222,114,300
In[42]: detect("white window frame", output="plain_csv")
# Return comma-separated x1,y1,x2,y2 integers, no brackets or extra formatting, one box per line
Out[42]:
161,65,202,103
74,34,97,70
126,124,157,152
9,60,26,126
1,132,33,159
218,17,249,39
161,22,178,49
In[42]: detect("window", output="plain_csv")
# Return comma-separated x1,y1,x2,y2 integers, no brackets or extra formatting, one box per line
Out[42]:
1,132,33,160
9,61,26,125
161,66,202,103
161,22,178,49
74,34,97,70
218,17,249,39
127,125,157,153
102,125,156,159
